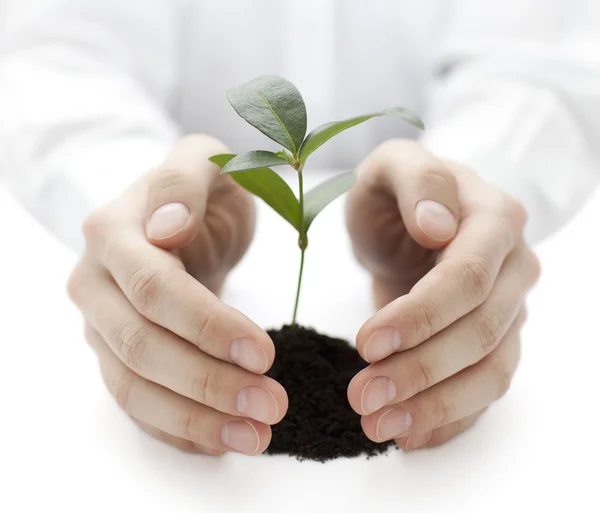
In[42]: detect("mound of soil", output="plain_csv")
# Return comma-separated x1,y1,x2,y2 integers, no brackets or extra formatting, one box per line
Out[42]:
265,325,394,462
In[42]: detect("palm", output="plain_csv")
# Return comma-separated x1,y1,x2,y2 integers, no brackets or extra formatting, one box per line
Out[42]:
177,177,255,294
347,186,437,307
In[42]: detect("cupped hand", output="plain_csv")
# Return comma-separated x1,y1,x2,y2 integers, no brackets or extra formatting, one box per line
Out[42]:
346,140,540,450
68,134,288,456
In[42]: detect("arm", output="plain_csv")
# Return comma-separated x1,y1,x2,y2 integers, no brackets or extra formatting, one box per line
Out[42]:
0,0,182,251
421,0,600,244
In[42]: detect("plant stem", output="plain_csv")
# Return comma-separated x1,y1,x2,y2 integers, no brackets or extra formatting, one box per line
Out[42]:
291,168,307,326
291,246,305,325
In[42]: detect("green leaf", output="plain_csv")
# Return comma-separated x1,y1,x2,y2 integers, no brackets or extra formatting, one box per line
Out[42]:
303,171,357,231
298,107,424,164
209,154,300,231
227,75,307,154
209,153,239,169
220,150,289,174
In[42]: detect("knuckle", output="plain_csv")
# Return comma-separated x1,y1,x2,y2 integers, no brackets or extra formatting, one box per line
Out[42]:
367,139,420,177
369,139,457,191
83,323,96,343
190,364,221,406
474,308,504,355
110,371,135,412
503,194,528,227
427,397,453,430
178,407,206,442
460,256,494,307
410,299,443,341
148,135,229,185
493,365,513,399
67,263,86,304
82,207,111,243
406,358,435,395
494,221,515,253
413,163,457,191
114,324,152,373
84,324,104,353
525,249,542,283
128,266,165,317
150,166,191,192
194,310,218,354
517,307,528,327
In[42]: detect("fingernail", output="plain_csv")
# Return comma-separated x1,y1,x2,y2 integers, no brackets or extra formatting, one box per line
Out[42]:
364,327,401,362
361,376,396,415
220,420,260,455
406,431,433,450
147,202,190,240
237,386,279,424
230,339,268,374
415,200,457,241
376,408,413,441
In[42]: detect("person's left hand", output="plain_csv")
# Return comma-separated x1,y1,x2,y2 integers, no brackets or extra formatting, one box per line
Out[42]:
345,140,540,450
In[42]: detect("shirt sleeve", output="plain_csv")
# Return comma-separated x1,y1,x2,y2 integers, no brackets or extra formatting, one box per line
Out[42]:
0,0,182,252
421,0,600,244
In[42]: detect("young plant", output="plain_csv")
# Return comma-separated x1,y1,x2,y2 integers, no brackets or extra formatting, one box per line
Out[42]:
209,75,423,325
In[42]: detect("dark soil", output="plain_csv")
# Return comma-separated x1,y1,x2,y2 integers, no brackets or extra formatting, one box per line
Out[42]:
265,325,394,462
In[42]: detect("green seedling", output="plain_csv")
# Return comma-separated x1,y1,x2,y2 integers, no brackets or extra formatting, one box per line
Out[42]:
209,75,423,325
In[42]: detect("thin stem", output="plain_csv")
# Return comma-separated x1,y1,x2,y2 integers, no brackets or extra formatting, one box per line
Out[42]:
291,168,307,326
291,247,305,325
298,168,305,237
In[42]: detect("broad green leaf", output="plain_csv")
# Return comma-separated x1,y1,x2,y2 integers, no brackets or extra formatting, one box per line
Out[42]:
220,150,289,174
303,171,356,231
298,107,424,164
227,75,307,154
209,154,300,231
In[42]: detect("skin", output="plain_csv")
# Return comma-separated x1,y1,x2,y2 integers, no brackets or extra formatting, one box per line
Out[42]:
68,135,540,455
68,135,287,456
345,140,540,450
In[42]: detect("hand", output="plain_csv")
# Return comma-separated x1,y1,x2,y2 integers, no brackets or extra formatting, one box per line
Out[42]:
68,135,288,456
346,140,540,450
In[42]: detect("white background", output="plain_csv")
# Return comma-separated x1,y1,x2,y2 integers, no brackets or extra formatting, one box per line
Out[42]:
1,2,600,512
0,0,37,34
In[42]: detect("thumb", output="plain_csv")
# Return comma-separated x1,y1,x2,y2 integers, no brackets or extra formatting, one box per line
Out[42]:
145,134,229,250
367,140,460,250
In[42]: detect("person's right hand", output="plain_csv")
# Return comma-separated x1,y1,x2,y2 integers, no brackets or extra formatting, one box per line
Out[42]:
68,134,288,456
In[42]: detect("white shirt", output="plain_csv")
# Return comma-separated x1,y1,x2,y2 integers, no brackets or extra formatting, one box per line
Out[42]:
1,0,599,251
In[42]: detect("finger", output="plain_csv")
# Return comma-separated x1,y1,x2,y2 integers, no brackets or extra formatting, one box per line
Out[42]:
134,418,224,456
88,325,217,454
357,139,460,249
86,325,271,455
357,200,531,363
76,274,287,424
348,248,537,414
395,409,486,451
360,319,521,442
145,134,232,249
83,217,275,374
78,163,272,374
